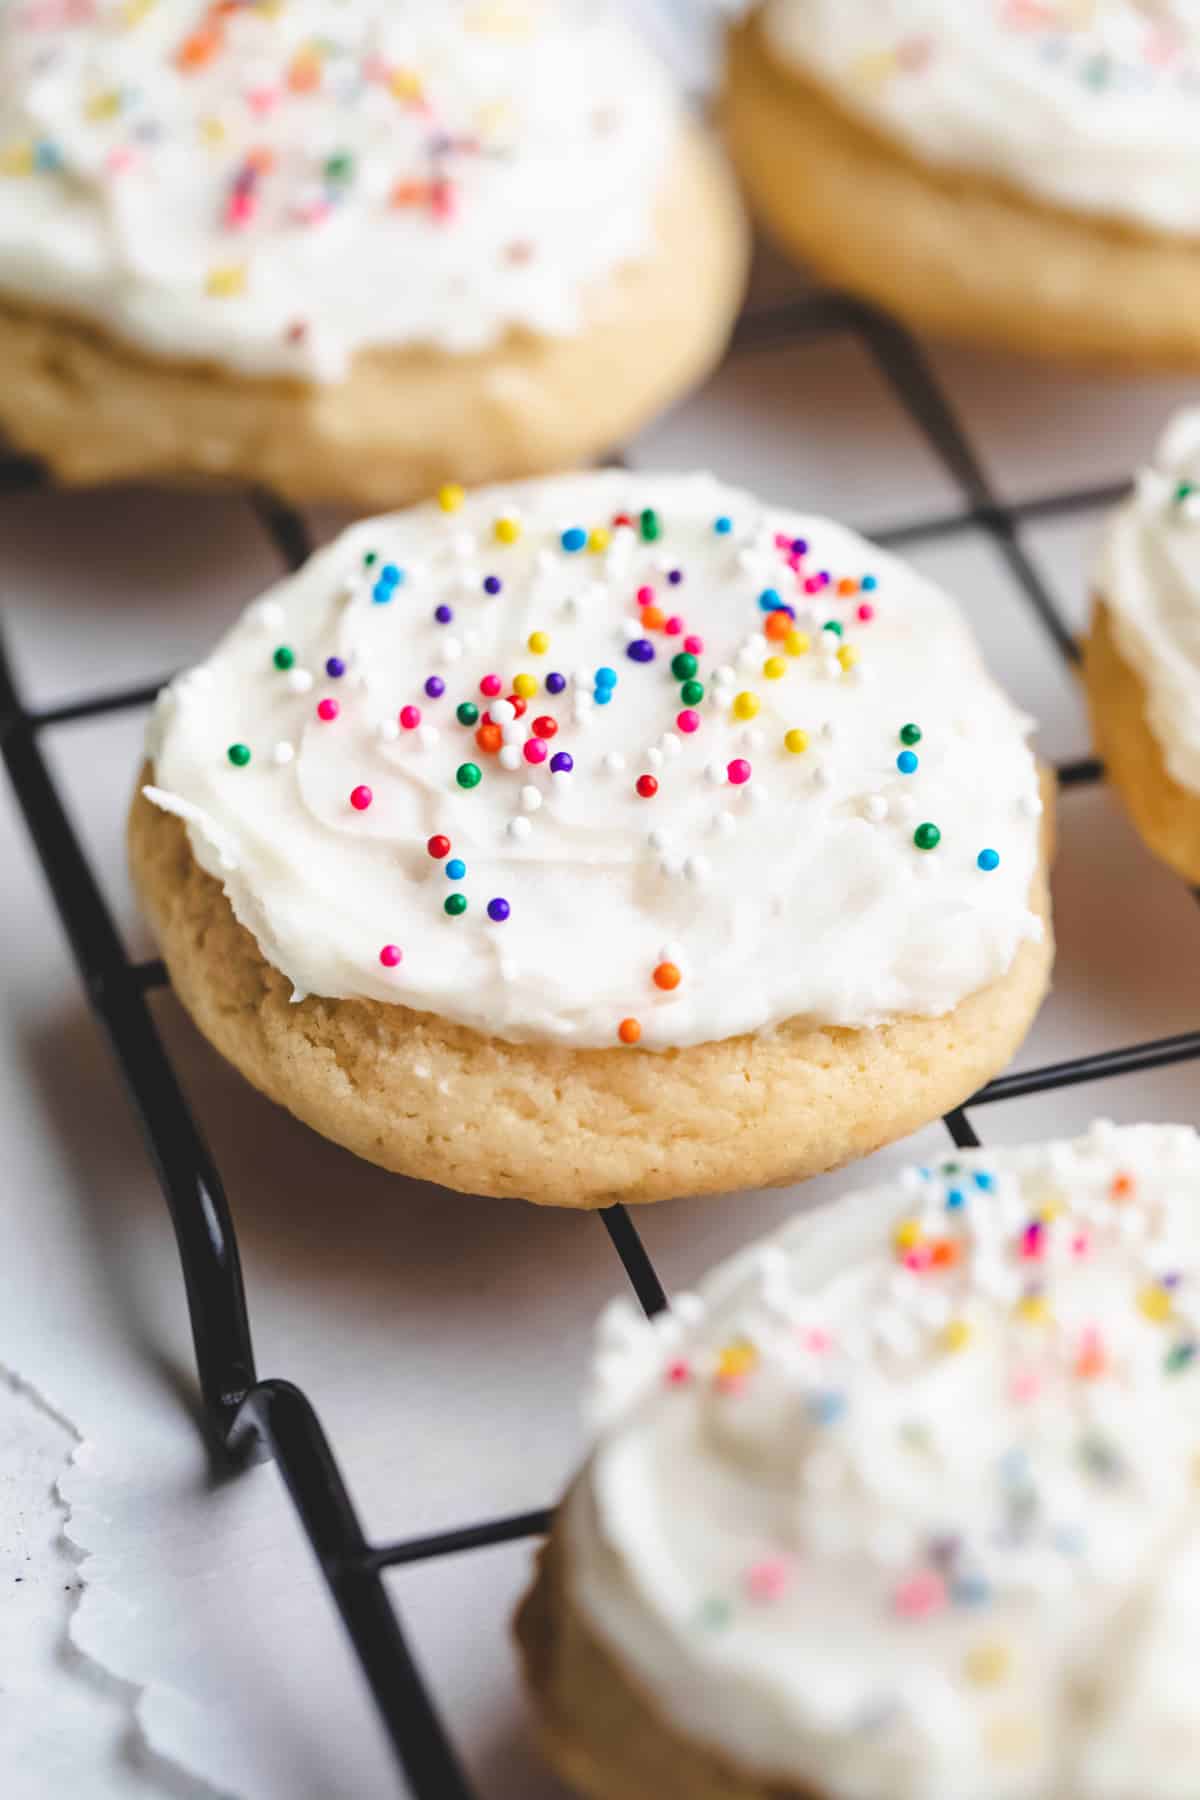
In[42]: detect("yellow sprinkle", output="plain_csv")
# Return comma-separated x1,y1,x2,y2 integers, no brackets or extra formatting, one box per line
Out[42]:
1138,1284,1173,1325
732,691,760,721
120,0,156,26
784,728,809,755
785,629,810,657
893,1218,923,1251
527,632,549,656
837,644,859,672
1038,1198,1065,1222
494,516,521,545
198,115,226,146
763,656,787,680
437,484,465,514
1016,1295,1051,1327
588,527,611,554
965,1643,1012,1687
206,263,247,298
389,67,424,103
985,1718,1038,1763
84,90,122,122
0,141,34,177
716,1341,759,1381
513,672,537,699
942,1319,972,1354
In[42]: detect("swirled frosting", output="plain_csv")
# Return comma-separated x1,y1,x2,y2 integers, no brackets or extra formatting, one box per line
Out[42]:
1100,410,1200,794
565,1122,1200,1799
0,0,677,380
762,1,1200,237
144,470,1042,1050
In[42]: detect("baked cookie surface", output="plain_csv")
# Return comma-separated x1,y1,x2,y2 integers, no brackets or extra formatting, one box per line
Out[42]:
520,1122,1200,1796
725,4,1200,369
0,2,746,501
131,470,1052,1205
1089,411,1200,881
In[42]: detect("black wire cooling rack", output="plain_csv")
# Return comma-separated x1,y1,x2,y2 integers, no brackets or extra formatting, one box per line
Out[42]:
5,285,1200,1798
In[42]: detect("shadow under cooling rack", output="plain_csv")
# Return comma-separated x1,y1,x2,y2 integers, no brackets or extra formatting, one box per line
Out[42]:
1,284,1194,1797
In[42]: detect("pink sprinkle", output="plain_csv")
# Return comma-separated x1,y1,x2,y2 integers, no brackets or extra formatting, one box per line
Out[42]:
399,705,421,730
804,575,822,595
664,1359,691,1387
903,1246,934,1272
1020,1221,1046,1260
727,759,751,786
799,1327,832,1354
225,191,257,228
480,674,502,698
745,1557,794,1604
105,146,136,175
523,738,548,765
430,177,455,221
676,709,700,734
636,586,655,606
317,698,339,721
350,785,372,811
773,532,791,549
664,616,684,636
246,85,281,117
292,197,331,227
683,635,704,655
1071,1233,1091,1259
379,944,403,968
1010,1370,1041,1404
893,1571,946,1620
857,603,875,623
715,1371,748,1397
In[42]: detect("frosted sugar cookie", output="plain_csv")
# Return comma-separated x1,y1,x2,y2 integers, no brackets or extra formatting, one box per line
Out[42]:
0,2,746,504
519,1122,1200,1798
725,3,1200,368
1089,410,1200,881
129,469,1052,1206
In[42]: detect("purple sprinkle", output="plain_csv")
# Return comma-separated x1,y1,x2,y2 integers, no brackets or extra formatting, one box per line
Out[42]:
424,674,445,699
626,638,655,663
434,604,453,625
667,568,683,585
818,571,831,588
325,656,346,678
487,897,510,923
546,671,566,695
791,538,808,556
549,752,573,773
483,575,502,596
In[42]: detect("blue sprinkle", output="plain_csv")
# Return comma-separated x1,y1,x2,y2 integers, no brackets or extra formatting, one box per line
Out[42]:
34,141,62,172
897,751,919,775
372,581,394,604
446,858,466,881
973,1171,995,1191
380,563,403,586
593,686,613,706
951,1575,990,1608
860,574,877,591
561,526,587,553
977,848,1000,872
945,1188,966,1211
594,666,617,688
714,516,733,535
758,587,783,612
808,1391,847,1426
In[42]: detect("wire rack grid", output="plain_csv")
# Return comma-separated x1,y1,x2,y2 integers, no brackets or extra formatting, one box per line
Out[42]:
3,279,1200,1798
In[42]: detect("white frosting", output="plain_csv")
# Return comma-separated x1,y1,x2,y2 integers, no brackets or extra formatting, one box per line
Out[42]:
0,0,677,380
145,469,1042,1050
566,1122,1200,1800
763,1,1200,237
1100,409,1200,794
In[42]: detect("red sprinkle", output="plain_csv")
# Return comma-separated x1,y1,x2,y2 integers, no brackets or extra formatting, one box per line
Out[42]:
531,715,558,739
636,774,658,798
427,835,451,859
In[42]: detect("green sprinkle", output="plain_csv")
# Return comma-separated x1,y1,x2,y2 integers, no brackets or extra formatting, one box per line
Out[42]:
639,507,661,543
324,151,354,183
456,762,482,790
914,822,941,851
272,645,295,671
680,679,704,706
363,549,377,567
900,723,922,746
671,652,698,682
1166,1341,1197,1375
822,620,843,637
444,893,468,917
227,743,251,767
456,701,480,728
1176,481,1197,506
696,1597,732,1631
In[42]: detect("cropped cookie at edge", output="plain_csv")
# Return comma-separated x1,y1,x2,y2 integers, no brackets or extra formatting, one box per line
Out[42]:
0,2,746,507
130,469,1053,1208
1088,411,1200,884
724,3,1200,370
518,1122,1200,1800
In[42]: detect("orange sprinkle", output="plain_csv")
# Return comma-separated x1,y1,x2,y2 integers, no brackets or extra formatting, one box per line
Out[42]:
764,611,792,642
641,605,666,630
837,577,858,597
617,1018,641,1045
475,723,502,754
176,26,222,70
653,962,681,991
1110,1173,1135,1202
930,1239,961,1269
287,53,321,92
390,178,430,209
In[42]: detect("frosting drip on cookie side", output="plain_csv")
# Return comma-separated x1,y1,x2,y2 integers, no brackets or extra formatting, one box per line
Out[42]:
566,1122,1200,1798
145,470,1042,1049
762,0,1200,237
1101,409,1200,794
0,0,675,379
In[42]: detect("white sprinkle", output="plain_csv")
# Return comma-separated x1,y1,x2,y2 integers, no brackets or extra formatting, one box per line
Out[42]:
648,829,669,852
659,855,682,879
660,732,682,758
451,531,475,562
737,642,759,670
812,765,829,789
272,741,295,765
747,784,769,809
683,855,711,884
659,940,685,965
377,719,400,743
440,637,463,666
646,746,664,770
254,600,285,629
499,745,522,771
535,547,557,574
462,628,482,654
892,793,916,821
507,815,533,841
621,619,641,642
520,785,543,813
704,760,724,784
712,664,736,688
1019,791,1044,818
603,750,626,774
740,726,765,752
863,795,888,823
820,721,836,743
714,810,737,836
501,719,524,745
418,724,439,750
492,699,517,725
286,668,313,694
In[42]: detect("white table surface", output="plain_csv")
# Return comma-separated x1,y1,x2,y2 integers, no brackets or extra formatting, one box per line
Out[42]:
5,19,1200,1799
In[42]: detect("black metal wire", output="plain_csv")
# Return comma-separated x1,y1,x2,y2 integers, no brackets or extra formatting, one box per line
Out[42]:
2,279,1197,1797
